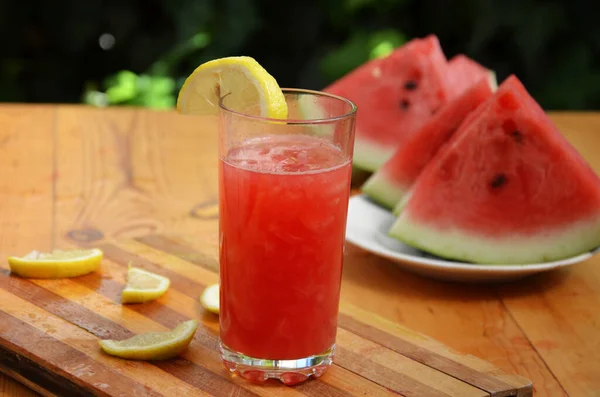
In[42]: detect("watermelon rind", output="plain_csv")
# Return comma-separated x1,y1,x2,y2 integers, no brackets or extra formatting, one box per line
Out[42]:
296,95,393,171
352,136,395,172
392,191,411,216
487,70,498,91
361,171,409,210
387,73,600,265
389,211,600,265
362,76,496,211
295,93,336,137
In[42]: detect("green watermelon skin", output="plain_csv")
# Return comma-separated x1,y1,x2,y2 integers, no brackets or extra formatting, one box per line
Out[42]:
389,75,600,264
362,79,494,210
324,35,451,172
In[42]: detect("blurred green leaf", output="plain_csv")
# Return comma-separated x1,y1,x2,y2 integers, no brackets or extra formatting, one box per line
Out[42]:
320,32,370,81
142,96,176,109
320,29,405,81
87,70,176,109
83,91,108,107
369,29,406,59
105,71,138,104
147,76,176,96
345,0,377,12
191,32,211,49
2,0,600,109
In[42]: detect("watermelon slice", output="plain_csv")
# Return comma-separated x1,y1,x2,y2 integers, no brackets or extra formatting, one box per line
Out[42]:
446,55,498,95
362,79,494,210
389,75,600,264
324,35,451,172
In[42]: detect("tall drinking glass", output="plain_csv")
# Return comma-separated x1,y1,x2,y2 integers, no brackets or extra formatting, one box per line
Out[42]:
218,89,356,384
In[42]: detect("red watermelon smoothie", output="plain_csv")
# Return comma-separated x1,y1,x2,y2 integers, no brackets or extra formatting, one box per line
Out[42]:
218,89,356,385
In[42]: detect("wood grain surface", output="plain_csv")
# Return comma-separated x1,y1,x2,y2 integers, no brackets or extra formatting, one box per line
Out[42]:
0,236,532,396
0,105,598,396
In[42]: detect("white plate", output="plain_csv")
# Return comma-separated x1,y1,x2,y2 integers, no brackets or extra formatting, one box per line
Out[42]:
345,194,600,283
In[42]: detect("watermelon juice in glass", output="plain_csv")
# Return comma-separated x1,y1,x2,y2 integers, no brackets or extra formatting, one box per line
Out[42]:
218,89,356,384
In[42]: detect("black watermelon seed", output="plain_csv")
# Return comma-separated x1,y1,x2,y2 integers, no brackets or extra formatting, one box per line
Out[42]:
490,174,508,189
404,80,417,90
400,99,410,110
512,130,524,143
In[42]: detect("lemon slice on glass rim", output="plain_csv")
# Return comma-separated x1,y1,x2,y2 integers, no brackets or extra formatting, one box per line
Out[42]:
7,248,103,279
121,266,170,304
99,319,198,360
176,56,288,119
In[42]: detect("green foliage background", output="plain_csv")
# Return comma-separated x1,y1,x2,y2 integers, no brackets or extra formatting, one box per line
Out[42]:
1,0,599,109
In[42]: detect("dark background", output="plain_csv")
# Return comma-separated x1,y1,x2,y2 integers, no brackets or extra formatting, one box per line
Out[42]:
1,0,599,109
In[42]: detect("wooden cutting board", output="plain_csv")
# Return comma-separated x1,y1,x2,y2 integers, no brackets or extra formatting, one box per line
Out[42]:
0,235,532,397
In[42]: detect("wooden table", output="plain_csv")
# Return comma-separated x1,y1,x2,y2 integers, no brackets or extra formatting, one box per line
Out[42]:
0,105,598,396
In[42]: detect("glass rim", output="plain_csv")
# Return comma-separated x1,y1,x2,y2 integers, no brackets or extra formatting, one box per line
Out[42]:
218,87,357,125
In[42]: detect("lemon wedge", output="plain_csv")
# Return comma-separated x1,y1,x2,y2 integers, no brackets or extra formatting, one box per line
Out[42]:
177,56,288,118
8,248,103,279
200,283,220,314
121,267,170,304
99,319,198,360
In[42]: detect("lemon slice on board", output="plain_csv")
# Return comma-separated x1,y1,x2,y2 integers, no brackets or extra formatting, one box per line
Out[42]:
121,267,170,304
99,320,198,360
7,248,103,279
177,56,288,118
200,283,220,314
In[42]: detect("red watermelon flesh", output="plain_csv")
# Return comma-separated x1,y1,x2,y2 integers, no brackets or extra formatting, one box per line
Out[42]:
324,35,451,172
389,75,600,264
446,55,497,96
362,79,494,210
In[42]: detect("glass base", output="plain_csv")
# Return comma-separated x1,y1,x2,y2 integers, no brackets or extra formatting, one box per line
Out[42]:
219,342,335,385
